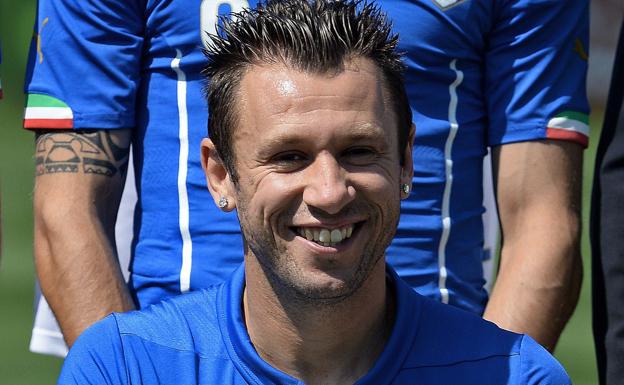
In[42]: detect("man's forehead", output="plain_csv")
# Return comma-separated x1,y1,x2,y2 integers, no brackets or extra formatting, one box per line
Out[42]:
237,59,387,116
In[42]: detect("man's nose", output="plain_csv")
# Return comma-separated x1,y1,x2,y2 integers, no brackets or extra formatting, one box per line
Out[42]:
302,153,356,215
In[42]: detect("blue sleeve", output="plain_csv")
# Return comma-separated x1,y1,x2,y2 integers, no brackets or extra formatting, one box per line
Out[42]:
57,315,128,385
486,0,590,148
24,0,145,130
519,335,571,385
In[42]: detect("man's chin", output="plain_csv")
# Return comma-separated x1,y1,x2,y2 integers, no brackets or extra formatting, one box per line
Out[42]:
278,269,367,304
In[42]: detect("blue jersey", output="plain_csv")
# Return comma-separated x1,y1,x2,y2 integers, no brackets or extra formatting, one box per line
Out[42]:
58,265,570,385
382,0,590,312
24,0,589,314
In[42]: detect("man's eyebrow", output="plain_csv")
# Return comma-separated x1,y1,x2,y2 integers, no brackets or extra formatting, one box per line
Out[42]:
254,134,305,159
345,122,387,138
258,122,386,148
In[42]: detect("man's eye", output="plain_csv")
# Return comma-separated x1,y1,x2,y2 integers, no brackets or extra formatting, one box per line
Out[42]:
342,147,377,163
270,152,308,170
273,152,305,162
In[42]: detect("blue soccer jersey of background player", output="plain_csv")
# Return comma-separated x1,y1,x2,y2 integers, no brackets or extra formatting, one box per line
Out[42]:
58,265,571,385
24,0,589,314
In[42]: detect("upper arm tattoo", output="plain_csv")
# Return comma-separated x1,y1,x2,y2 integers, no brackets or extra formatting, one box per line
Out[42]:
35,130,131,178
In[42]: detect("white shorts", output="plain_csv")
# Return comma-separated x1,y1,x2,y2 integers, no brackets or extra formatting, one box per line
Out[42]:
482,149,499,292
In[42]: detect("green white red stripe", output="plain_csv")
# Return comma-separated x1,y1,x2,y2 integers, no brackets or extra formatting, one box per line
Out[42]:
24,94,74,129
546,111,589,147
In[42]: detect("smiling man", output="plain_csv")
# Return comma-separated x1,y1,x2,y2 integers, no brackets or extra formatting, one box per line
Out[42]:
58,1,570,384
217,59,405,306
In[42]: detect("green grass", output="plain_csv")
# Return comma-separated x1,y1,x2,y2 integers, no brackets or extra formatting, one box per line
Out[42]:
0,1,64,382
0,1,600,383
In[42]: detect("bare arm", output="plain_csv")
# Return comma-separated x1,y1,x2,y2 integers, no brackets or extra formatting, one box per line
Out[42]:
484,140,583,352
34,129,135,347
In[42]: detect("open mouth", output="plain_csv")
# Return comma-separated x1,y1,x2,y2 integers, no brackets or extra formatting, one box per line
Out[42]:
294,224,357,247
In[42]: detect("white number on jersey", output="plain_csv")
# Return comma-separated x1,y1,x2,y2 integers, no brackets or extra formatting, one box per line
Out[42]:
200,0,251,49
431,0,466,10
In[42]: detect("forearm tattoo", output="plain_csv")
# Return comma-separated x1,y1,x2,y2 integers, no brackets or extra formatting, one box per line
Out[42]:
35,131,130,177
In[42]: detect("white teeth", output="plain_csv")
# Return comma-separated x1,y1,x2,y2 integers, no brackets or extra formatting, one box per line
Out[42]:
319,229,331,243
297,224,356,246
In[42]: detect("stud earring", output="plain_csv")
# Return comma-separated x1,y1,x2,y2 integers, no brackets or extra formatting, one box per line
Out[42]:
401,183,410,195
218,197,229,209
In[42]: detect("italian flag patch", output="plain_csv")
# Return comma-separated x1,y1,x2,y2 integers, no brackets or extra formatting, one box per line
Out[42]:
24,94,74,129
546,111,589,147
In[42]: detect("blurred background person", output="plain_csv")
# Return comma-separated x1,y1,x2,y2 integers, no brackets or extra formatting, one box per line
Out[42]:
591,7,624,385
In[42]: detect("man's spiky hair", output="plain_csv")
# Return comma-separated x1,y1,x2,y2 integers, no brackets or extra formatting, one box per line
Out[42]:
203,0,411,183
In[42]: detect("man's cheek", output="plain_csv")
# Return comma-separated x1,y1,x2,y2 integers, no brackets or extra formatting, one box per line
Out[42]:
240,193,283,229
356,175,397,197
256,180,300,214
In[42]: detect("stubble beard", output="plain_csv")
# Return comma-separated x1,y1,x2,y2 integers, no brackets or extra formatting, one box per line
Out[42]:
237,198,401,308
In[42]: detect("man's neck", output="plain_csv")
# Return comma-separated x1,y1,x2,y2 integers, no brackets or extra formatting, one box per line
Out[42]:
243,259,394,385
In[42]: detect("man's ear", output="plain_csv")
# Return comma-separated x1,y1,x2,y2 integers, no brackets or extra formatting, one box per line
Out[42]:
201,138,236,211
400,123,416,195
